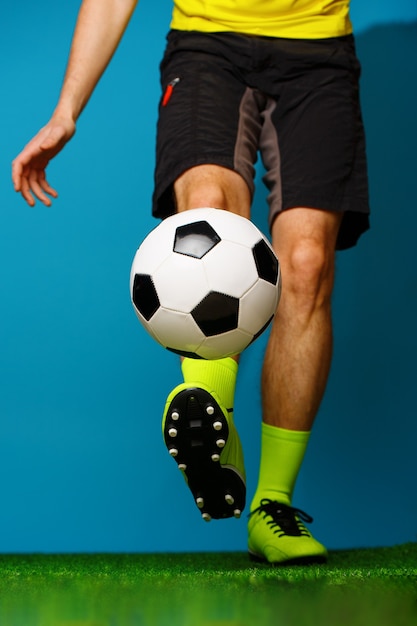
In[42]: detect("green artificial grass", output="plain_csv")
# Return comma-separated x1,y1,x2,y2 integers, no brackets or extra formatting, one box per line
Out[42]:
0,544,416,626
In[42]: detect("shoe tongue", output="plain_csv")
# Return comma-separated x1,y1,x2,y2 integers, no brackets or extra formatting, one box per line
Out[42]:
268,501,305,536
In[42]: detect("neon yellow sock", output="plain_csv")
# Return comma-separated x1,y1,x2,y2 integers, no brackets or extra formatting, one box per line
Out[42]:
181,357,238,412
250,423,310,510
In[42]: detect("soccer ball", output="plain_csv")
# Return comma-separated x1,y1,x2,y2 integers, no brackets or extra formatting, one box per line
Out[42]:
130,208,281,359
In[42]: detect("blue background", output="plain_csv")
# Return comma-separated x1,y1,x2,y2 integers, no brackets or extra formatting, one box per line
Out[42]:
1,1,416,553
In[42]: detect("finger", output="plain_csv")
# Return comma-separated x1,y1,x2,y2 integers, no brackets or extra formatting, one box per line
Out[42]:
29,171,52,207
20,175,35,207
39,172,58,199
12,149,39,191
11,159,23,191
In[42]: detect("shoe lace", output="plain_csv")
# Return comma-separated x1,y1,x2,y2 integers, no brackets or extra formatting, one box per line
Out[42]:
249,499,313,537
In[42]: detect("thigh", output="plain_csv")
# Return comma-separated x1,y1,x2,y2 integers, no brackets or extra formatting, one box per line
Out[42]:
152,31,264,220
256,36,369,250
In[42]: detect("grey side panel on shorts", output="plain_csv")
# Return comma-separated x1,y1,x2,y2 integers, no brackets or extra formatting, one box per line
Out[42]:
233,87,265,200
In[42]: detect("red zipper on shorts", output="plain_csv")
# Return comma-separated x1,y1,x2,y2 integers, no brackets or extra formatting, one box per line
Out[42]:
162,77,180,106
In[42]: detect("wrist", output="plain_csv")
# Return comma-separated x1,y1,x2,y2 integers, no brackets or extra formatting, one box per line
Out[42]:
52,101,79,124
53,80,88,123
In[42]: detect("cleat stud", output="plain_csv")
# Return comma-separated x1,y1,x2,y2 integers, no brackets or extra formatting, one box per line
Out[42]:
178,463,187,471
216,438,226,448
171,411,180,421
233,509,241,519
206,405,215,415
213,421,223,431
196,497,205,509
211,453,220,462
169,448,178,458
225,494,234,505
168,428,178,438
202,513,212,522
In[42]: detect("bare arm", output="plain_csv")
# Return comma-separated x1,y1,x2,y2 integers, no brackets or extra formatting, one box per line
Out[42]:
12,0,138,206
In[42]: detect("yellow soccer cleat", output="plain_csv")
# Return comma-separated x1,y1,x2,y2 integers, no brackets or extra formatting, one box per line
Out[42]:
162,382,246,521
248,499,328,565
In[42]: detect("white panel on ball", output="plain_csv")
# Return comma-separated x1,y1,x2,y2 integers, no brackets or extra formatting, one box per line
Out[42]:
198,326,253,360
202,240,258,298
149,308,205,355
239,279,280,335
129,220,172,277
153,253,210,312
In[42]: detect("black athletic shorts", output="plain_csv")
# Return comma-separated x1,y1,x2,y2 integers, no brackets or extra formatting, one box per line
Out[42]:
153,30,370,250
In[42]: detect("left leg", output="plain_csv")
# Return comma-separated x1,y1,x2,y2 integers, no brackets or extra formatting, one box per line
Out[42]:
248,207,341,565
247,33,369,564
263,206,343,433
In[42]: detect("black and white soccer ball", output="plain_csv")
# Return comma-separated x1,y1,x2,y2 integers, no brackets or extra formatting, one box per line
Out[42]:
130,208,281,359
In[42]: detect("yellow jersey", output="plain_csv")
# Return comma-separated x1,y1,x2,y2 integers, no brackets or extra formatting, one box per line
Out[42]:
171,0,352,39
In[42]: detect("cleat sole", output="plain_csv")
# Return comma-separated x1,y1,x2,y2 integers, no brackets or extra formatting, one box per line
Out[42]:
163,387,246,520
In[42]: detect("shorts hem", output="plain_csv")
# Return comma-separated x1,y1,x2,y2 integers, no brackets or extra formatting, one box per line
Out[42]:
269,194,370,250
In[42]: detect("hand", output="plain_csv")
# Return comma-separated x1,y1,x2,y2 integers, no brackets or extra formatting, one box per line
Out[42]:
12,116,76,206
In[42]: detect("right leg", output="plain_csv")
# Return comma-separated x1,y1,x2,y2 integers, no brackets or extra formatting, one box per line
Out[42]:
153,33,261,521
162,164,252,521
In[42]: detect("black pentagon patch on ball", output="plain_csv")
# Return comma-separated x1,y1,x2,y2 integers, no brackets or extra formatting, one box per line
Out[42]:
252,239,279,284
192,291,239,336
174,220,221,259
132,274,160,321
166,347,203,359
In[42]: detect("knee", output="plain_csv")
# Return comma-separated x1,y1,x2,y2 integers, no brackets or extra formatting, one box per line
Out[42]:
280,238,335,309
177,181,231,212
174,165,251,216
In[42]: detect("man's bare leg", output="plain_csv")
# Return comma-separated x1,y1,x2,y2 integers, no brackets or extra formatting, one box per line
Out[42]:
263,207,343,431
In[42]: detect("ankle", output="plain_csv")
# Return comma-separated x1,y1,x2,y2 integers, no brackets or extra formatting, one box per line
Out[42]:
250,491,291,512
181,357,238,410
